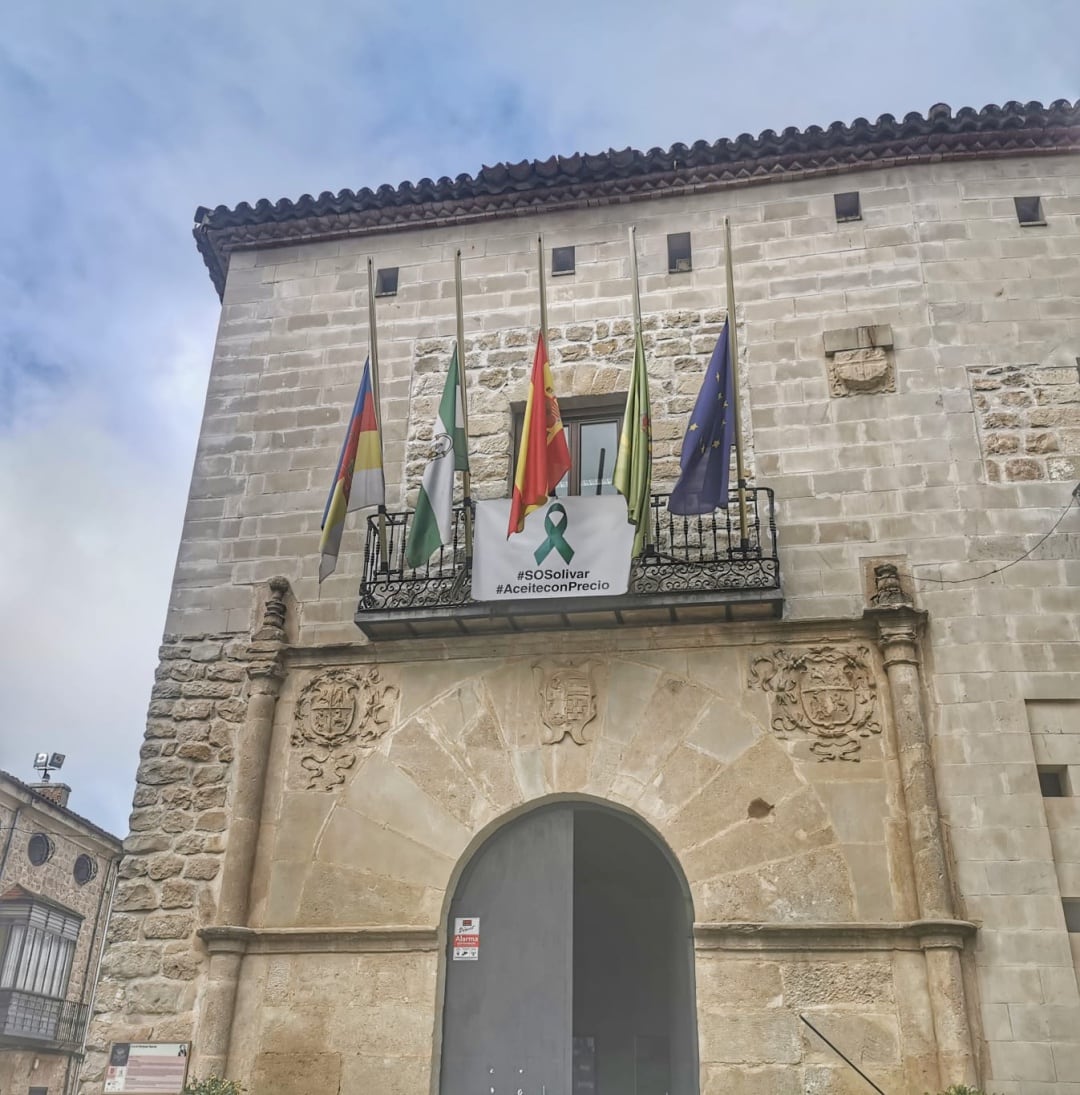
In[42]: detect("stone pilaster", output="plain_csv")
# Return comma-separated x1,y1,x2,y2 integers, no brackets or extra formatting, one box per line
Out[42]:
866,600,978,1088
194,578,289,1079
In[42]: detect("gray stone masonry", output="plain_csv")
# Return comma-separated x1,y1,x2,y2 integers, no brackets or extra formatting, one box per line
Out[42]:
82,150,1080,1094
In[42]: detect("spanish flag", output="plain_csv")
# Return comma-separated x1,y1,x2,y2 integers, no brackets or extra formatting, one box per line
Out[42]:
507,333,571,536
319,357,385,581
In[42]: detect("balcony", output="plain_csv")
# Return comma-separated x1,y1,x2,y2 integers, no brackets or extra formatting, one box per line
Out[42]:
355,488,781,640
0,989,89,1052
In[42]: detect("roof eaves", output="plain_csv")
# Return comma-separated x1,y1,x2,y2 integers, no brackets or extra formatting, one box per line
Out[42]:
194,99,1080,300
0,770,124,851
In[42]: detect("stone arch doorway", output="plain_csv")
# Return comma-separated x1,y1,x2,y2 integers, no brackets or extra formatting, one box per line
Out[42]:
439,800,698,1095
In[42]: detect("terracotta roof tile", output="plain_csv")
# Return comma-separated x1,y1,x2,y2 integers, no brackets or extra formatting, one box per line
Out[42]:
193,99,1080,297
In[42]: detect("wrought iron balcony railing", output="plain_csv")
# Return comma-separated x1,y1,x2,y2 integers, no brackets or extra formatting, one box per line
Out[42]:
0,989,89,1050
356,488,780,639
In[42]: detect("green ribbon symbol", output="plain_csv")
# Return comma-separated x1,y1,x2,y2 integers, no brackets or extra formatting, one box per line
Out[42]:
534,503,575,564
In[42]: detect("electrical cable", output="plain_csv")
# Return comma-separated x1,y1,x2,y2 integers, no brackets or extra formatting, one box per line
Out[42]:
912,486,1078,586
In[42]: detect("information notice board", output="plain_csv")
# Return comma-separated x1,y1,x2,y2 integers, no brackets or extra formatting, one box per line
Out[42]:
103,1043,190,1093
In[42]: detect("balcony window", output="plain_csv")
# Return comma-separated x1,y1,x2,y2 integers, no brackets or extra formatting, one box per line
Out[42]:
512,396,625,497
0,889,80,1000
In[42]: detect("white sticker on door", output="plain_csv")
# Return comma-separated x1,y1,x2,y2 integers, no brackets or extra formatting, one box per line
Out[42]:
452,916,480,960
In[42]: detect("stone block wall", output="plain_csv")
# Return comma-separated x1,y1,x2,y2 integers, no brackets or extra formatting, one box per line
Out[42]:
175,153,1079,644
78,635,247,1089
214,623,948,1094
971,355,1080,483
83,149,1080,1093
403,312,755,505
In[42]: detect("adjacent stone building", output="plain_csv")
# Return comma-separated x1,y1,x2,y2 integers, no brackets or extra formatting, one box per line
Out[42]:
1,770,122,1095
81,100,1079,1094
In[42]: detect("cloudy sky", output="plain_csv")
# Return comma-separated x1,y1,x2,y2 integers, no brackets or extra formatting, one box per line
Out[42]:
1,0,1076,837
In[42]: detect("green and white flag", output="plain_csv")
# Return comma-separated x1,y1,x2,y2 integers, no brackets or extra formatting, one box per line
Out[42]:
405,346,470,568
613,327,652,555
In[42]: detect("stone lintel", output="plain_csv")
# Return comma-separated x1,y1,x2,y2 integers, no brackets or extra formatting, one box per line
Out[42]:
693,919,976,953
823,324,894,355
198,924,439,955
285,614,882,670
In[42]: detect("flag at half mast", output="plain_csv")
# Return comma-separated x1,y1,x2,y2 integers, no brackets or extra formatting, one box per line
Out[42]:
507,332,571,536
405,345,470,568
668,320,735,514
319,357,385,581
613,327,652,554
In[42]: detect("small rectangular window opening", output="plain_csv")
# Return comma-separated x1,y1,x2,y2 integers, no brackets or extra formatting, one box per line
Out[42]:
834,192,862,223
1063,898,1080,933
667,232,692,274
1038,766,1068,797
1014,196,1045,226
375,267,399,296
552,245,576,276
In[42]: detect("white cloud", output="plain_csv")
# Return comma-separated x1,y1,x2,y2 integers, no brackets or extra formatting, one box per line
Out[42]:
0,401,193,834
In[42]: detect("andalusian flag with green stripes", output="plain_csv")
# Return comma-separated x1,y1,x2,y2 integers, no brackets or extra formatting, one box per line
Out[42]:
613,327,652,555
405,346,470,568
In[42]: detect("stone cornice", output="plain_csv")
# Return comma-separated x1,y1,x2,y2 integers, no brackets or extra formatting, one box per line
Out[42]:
198,924,439,954
283,615,882,668
693,918,977,953
198,920,976,956
193,99,1080,298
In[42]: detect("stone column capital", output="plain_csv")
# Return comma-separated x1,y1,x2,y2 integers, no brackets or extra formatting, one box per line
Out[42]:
245,654,286,694
864,604,927,666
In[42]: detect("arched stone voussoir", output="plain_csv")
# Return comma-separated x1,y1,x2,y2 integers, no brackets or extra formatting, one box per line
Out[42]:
680,783,836,884
696,846,857,923
664,735,806,862
420,678,525,814
387,714,507,831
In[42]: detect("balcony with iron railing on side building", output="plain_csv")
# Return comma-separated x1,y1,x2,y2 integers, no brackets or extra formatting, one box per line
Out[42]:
0,988,89,1053
355,488,780,640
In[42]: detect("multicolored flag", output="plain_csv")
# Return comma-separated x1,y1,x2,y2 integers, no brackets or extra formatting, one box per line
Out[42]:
405,345,470,568
613,327,652,555
507,332,571,536
668,320,735,515
319,357,385,581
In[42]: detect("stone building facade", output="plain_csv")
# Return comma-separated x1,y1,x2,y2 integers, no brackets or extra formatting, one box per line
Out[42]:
80,101,1080,1094
1,771,122,1095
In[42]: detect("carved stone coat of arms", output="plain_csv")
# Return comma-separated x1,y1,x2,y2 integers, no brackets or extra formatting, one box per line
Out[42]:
748,645,881,761
533,662,597,745
292,667,398,789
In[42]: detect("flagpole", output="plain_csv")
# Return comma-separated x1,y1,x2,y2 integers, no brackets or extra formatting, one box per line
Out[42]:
628,225,642,329
628,225,651,552
723,217,750,550
537,234,548,349
367,257,389,570
454,249,473,563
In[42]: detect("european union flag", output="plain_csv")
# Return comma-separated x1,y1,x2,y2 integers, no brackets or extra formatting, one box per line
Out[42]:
668,321,735,514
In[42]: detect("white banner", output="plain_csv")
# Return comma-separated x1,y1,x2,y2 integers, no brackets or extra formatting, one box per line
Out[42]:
473,496,633,601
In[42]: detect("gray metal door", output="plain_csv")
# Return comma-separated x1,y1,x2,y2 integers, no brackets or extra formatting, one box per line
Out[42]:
441,807,573,1095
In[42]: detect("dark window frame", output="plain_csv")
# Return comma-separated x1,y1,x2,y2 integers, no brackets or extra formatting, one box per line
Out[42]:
834,191,862,223
1014,196,1046,227
510,393,626,497
0,893,82,1000
551,245,576,276
73,854,98,886
666,232,692,274
1038,765,1071,797
1064,898,1080,934
27,833,54,867
374,266,399,296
